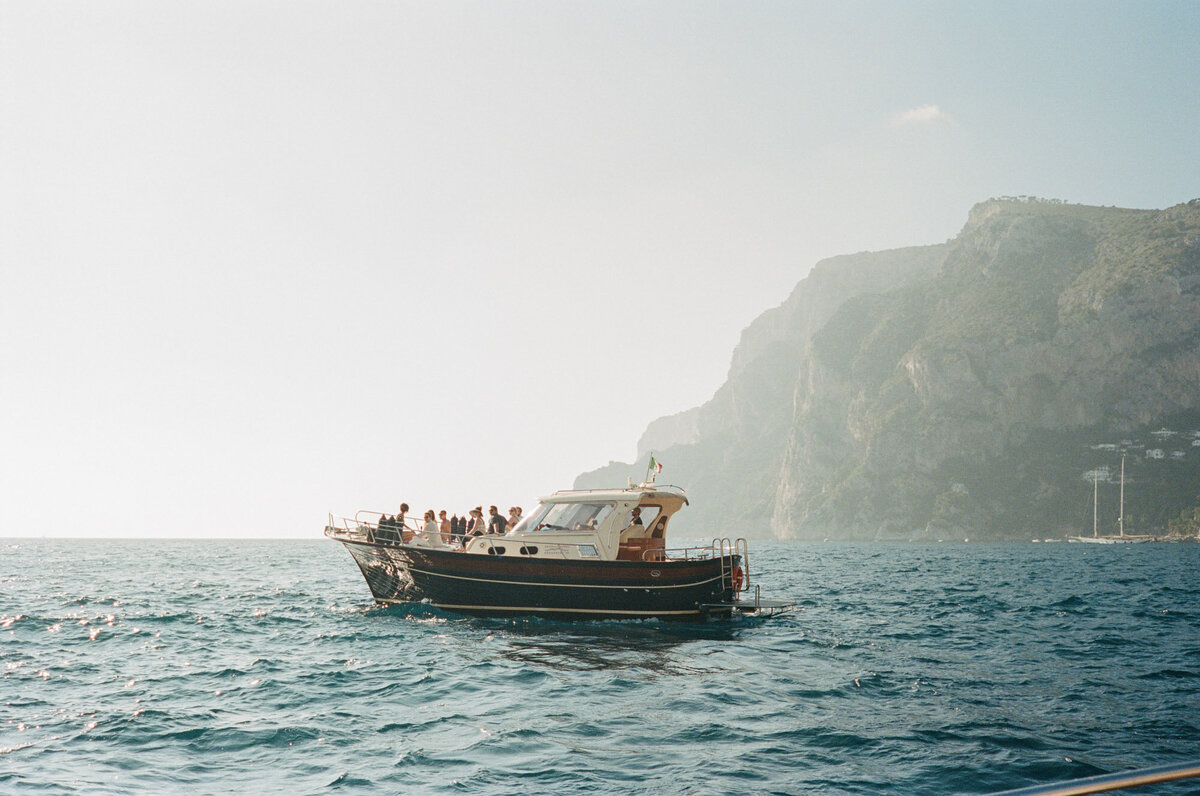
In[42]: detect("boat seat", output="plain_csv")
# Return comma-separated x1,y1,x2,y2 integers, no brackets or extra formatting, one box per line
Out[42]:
617,536,665,562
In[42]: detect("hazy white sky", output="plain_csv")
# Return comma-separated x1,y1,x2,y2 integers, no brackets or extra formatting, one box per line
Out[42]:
2,1,1197,537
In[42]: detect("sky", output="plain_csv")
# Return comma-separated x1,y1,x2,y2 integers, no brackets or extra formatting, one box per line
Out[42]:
2,1,1197,538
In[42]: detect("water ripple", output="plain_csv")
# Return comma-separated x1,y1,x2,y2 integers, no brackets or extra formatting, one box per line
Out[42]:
2,540,1199,794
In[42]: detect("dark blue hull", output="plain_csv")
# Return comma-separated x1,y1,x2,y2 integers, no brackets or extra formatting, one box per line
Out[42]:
340,541,739,620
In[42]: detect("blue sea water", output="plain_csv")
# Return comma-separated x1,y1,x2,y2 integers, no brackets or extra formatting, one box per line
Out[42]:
2,539,1198,795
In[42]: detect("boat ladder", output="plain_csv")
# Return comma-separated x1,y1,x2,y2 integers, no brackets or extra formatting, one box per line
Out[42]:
711,537,750,594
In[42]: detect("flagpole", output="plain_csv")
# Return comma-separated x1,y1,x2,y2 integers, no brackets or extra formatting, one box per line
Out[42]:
642,454,663,485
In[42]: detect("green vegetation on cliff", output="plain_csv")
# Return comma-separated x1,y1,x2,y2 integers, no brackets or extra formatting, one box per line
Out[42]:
578,198,1200,540
1167,493,1200,539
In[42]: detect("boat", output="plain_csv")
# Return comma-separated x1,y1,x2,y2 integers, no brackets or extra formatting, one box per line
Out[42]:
325,482,795,620
1069,534,1149,544
1067,455,1153,543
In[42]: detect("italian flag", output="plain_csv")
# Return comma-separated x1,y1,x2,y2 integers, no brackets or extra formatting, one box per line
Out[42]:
650,456,663,474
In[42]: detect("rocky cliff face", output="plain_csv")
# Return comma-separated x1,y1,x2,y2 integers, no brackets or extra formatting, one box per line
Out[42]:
577,198,1200,539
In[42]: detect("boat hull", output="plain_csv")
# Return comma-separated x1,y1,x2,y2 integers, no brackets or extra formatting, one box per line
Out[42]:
1067,535,1153,544
339,540,739,620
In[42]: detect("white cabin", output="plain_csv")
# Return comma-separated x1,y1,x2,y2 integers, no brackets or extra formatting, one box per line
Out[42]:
461,485,689,562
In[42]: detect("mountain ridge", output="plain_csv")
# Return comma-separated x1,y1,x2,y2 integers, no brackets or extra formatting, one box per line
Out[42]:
577,197,1200,540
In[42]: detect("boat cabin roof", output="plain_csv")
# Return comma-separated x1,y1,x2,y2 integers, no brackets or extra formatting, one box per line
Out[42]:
540,485,688,511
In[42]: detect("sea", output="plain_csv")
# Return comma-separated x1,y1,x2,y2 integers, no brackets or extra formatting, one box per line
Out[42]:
2,539,1198,795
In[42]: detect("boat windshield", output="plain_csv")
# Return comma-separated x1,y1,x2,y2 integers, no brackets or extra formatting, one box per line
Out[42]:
518,501,616,532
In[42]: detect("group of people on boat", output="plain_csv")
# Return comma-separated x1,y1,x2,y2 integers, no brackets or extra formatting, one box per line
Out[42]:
369,503,523,549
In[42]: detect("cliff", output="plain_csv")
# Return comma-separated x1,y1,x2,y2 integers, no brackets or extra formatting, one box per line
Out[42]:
576,198,1200,539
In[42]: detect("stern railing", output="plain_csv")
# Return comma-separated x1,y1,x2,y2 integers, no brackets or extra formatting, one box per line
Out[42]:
640,545,723,562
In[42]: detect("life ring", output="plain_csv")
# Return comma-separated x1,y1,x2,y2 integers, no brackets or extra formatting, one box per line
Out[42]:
732,565,745,592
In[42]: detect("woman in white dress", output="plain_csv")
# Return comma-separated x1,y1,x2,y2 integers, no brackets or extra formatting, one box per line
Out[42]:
416,509,447,547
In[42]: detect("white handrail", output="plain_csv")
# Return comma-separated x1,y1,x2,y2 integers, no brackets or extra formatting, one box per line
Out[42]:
988,759,1200,795
640,545,716,561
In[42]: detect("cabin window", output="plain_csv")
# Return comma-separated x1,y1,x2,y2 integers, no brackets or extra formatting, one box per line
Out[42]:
530,502,615,532
508,509,540,534
577,544,598,557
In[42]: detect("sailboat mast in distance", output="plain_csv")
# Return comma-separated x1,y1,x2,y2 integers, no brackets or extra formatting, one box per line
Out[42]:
1118,453,1126,537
